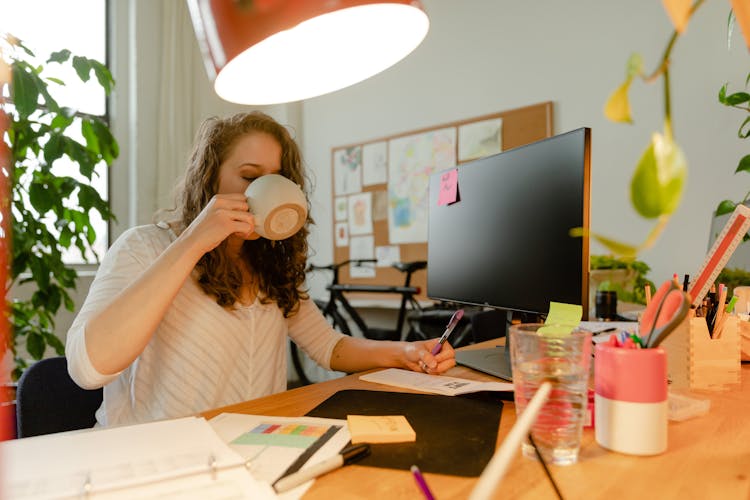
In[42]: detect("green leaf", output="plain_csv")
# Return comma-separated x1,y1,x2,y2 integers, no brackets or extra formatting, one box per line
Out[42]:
26,332,45,360
44,331,65,355
716,199,737,216
91,61,114,94
59,226,73,248
625,53,643,79
630,132,687,219
46,286,62,315
48,49,71,64
728,10,736,51
43,133,65,164
28,254,51,290
91,119,119,163
81,120,100,154
84,227,95,246
50,108,76,130
45,77,65,86
77,184,99,210
735,155,750,174
719,83,728,104
739,116,750,139
71,55,92,82
725,91,750,106
28,181,55,214
10,63,39,117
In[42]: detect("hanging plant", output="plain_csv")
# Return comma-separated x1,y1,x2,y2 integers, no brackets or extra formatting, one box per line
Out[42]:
573,1,749,260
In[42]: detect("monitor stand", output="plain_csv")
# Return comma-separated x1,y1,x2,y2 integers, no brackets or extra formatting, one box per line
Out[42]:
455,310,514,381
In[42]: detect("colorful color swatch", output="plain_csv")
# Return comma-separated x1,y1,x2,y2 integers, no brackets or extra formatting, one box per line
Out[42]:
231,422,339,448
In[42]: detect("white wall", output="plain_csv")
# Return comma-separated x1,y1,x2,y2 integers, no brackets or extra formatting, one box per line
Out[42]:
30,1,749,349
300,0,749,294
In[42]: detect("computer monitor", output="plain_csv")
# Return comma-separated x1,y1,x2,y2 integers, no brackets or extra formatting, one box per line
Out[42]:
426,127,591,379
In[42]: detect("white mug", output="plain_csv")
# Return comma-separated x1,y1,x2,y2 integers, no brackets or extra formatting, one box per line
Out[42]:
244,174,307,240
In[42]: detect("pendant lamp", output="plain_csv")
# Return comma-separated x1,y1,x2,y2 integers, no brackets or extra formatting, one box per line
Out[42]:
187,0,430,105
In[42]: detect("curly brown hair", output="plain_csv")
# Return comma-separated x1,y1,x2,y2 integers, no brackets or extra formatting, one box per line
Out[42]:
176,111,311,317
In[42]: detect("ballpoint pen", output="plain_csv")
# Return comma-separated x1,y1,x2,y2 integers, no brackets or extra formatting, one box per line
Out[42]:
430,309,465,355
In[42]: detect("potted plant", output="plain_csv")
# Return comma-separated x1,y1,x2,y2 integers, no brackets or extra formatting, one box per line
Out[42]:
1,35,118,380
590,254,656,309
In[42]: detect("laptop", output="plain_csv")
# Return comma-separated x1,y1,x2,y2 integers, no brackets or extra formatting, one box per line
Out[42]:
455,345,513,381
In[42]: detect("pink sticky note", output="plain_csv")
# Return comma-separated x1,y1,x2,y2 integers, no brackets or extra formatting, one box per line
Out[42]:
438,169,458,206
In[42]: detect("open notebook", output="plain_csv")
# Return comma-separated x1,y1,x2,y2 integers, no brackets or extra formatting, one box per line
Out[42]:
2,414,350,499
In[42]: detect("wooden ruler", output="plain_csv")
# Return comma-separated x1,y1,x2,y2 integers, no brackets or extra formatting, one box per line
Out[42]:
688,204,750,308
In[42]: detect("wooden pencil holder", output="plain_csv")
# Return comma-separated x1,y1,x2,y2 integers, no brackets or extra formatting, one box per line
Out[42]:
660,314,741,391
739,319,750,362
690,316,741,390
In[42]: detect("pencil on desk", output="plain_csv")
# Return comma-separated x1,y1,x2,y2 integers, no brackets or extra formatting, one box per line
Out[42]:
469,382,552,500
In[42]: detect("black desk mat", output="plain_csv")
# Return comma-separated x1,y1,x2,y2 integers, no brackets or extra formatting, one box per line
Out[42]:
306,389,507,476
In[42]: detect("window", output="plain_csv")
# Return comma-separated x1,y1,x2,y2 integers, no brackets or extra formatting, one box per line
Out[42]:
0,0,109,264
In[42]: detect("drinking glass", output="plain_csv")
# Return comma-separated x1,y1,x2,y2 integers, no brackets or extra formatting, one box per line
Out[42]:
509,323,591,465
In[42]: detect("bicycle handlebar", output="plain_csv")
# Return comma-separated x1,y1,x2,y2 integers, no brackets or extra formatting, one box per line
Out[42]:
328,284,420,295
306,259,377,273
307,259,426,274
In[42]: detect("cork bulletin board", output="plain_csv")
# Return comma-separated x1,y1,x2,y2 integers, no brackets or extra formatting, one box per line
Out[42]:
330,101,554,300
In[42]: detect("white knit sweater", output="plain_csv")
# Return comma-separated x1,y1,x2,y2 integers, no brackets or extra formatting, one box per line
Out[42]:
65,224,345,427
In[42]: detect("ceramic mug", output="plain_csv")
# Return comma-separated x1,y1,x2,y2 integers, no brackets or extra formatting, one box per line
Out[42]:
244,174,307,240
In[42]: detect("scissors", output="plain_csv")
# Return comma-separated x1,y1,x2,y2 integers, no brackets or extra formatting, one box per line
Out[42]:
641,279,691,348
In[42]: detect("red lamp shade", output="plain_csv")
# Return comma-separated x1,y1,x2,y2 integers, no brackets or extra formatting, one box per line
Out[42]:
187,0,429,105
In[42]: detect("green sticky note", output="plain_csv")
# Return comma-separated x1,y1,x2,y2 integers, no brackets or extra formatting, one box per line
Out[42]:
538,302,582,337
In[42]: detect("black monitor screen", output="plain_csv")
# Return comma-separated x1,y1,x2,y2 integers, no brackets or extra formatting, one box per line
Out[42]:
427,128,591,318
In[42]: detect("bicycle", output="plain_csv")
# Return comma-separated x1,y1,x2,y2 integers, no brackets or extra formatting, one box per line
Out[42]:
290,259,427,385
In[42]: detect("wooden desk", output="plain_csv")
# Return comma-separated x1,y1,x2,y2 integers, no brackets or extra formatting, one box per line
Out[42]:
203,342,750,499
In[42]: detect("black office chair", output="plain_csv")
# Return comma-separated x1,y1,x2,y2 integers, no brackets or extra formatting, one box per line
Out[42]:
15,356,102,438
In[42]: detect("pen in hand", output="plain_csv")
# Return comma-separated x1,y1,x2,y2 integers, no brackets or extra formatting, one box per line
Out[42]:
431,309,465,355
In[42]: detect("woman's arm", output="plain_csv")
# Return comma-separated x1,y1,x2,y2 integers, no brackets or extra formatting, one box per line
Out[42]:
329,336,456,375
82,194,255,376
287,298,456,375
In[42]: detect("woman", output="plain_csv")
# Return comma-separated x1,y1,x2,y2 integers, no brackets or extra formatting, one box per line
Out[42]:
66,111,455,427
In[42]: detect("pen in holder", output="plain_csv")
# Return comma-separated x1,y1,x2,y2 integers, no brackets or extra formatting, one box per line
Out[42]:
594,344,668,456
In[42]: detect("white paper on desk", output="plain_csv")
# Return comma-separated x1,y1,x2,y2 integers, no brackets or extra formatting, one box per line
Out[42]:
360,368,514,396
209,413,351,499
0,416,275,499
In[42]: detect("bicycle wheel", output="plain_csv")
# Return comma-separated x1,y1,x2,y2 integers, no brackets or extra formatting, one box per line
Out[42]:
289,300,350,385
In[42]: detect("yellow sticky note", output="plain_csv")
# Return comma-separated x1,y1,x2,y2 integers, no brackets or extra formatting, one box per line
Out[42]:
347,415,416,444
538,301,582,337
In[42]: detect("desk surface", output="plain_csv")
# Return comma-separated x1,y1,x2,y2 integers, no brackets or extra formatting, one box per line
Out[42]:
203,342,750,499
